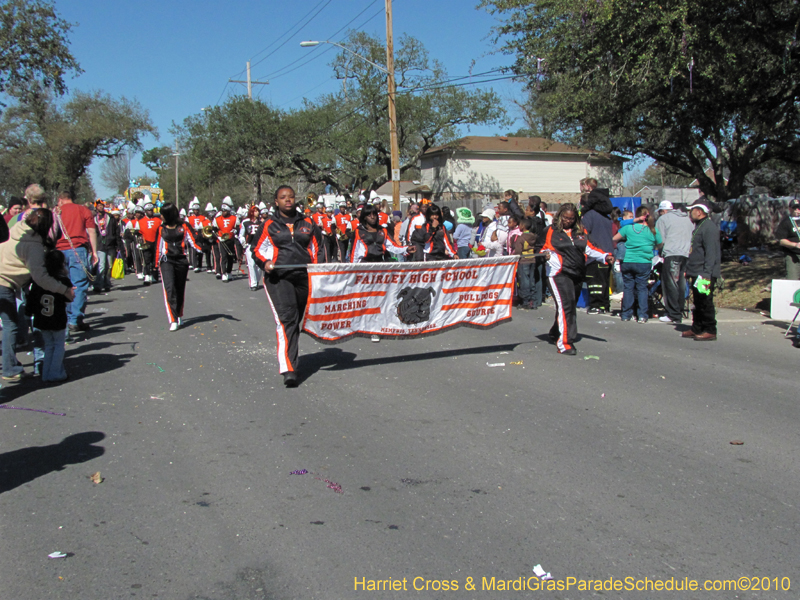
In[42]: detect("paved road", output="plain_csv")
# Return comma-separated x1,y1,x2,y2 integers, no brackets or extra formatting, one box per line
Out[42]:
1,270,797,600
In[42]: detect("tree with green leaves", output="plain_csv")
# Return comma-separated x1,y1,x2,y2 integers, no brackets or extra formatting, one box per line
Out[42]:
483,0,800,200
0,90,156,198
285,31,507,192
0,0,81,104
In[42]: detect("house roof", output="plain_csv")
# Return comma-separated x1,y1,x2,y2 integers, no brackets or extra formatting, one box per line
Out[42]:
374,180,425,196
424,136,625,161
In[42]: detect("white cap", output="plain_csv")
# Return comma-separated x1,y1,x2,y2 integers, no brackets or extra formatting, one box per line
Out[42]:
205,202,215,212
221,195,234,208
143,202,154,211
189,196,200,209
658,200,673,211
480,208,496,220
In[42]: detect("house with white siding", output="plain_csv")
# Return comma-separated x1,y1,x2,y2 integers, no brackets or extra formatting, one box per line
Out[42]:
420,136,626,204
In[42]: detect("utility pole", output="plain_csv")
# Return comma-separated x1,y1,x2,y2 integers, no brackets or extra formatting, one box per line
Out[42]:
385,0,401,211
172,141,181,208
229,61,270,100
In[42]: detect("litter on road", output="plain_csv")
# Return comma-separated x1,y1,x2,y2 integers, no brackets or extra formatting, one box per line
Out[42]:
48,552,67,559
730,440,744,445
487,362,505,368
584,355,600,360
532,564,553,581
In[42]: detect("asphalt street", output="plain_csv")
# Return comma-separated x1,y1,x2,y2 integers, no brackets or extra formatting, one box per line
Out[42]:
0,268,797,600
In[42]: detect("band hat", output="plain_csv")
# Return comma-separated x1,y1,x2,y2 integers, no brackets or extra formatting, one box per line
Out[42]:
257,202,267,210
221,196,234,208
657,201,673,211
456,207,474,224
686,197,712,214
143,202,155,210
179,208,187,216
126,201,136,211
479,208,496,220
189,197,201,209
134,205,145,213
205,202,215,212
260,207,269,215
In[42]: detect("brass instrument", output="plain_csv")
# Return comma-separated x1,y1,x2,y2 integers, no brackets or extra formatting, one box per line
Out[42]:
220,232,232,241
134,232,151,250
201,225,215,239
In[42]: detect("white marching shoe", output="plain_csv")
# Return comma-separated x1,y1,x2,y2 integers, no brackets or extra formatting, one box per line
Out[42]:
221,273,229,282
137,273,144,280
169,322,179,331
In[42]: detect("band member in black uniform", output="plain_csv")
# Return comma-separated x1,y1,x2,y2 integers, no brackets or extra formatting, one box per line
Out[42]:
420,203,457,261
251,185,325,387
155,203,200,331
350,204,409,263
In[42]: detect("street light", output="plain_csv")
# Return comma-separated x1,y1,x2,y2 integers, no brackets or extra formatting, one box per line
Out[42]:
301,11,401,211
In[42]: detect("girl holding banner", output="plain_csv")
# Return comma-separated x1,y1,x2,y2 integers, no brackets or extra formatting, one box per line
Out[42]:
420,204,457,261
350,205,409,263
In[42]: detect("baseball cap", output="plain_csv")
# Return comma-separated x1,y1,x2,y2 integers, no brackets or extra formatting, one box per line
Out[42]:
657,201,673,211
789,199,800,209
686,197,712,214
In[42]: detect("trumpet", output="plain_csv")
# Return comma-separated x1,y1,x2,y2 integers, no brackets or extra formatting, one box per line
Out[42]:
201,225,215,239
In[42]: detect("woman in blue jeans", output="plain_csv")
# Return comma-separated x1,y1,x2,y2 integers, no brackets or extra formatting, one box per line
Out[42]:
613,206,662,323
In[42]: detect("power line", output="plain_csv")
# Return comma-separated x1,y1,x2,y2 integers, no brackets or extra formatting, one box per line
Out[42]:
257,1,383,81
249,0,334,70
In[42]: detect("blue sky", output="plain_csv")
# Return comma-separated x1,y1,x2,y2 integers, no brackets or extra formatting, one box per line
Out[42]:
58,0,526,197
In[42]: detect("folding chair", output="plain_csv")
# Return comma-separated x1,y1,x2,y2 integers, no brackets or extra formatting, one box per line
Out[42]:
784,302,800,338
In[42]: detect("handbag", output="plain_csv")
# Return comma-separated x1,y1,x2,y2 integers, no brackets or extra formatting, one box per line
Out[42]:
111,251,126,279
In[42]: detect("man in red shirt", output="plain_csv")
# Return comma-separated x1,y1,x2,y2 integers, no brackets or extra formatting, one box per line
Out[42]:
55,191,98,332
334,203,351,262
186,198,211,273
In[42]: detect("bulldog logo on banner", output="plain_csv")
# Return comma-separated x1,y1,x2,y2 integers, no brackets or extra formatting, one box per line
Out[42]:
396,287,435,324
303,256,519,343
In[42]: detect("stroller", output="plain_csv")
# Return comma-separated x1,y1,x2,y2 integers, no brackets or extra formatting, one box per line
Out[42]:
648,256,690,319
720,220,738,262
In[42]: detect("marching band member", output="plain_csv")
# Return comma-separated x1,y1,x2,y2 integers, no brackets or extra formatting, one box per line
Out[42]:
239,205,262,290
155,203,200,332
252,185,325,388
538,203,612,356
134,202,161,285
420,204,457,261
185,198,210,273
213,197,239,282
121,205,140,276
322,205,336,262
350,204,409,263
406,201,428,261
204,202,219,274
333,202,351,262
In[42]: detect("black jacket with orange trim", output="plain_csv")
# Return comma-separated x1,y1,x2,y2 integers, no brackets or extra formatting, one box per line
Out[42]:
537,225,609,278
251,210,325,270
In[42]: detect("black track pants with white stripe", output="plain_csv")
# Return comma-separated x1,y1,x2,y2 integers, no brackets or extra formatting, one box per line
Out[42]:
159,258,189,324
548,272,582,353
264,269,308,374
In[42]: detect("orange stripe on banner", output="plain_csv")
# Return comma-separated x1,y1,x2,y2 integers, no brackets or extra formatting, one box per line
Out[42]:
305,308,382,322
442,299,513,311
442,283,513,294
307,263,516,277
307,291,386,304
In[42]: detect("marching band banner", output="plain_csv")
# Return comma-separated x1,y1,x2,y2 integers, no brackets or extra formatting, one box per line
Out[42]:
303,256,520,343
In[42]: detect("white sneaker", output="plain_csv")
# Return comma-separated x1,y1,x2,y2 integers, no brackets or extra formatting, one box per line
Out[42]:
177,318,182,326
221,274,228,282
137,273,144,280
659,315,673,323
194,267,201,273
144,275,152,285
169,322,179,331
371,335,380,343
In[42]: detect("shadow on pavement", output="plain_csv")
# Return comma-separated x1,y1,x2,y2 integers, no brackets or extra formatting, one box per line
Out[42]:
182,314,242,326
64,352,136,382
0,431,105,494
298,343,521,384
